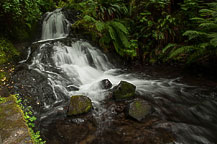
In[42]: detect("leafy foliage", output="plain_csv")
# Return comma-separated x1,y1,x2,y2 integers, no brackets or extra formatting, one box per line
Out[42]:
0,37,19,65
166,2,217,64
1,0,217,65
0,0,55,40
15,94,46,144
71,0,137,57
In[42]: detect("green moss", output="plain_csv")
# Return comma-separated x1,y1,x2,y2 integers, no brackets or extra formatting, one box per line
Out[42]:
0,95,46,144
0,96,6,103
128,100,153,121
68,95,92,116
135,101,142,109
0,95,33,143
113,81,136,101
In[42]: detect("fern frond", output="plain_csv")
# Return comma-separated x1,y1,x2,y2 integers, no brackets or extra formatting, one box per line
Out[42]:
115,28,130,48
187,49,205,64
198,43,209,49
207,2,217,9
208,33,217,39
95,21,105,32
113,40,124,56
108,25,116,40
110,21,128,34
183,30,207,40
83,15,96,22
199,23,217,29
169,46,195,59
162,43,177,53
199,9,215,16
191,17,206,22
210,38,217,47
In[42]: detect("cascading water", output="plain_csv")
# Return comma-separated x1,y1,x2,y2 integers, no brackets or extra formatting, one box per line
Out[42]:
41,9,70,40
12,9,217,144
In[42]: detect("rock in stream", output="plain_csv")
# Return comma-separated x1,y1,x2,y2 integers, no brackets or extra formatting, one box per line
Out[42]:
113,81,136,101
67,95,92,116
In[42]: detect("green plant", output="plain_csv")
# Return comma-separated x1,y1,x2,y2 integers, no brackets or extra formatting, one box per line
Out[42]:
165,2,217,64
131,0,178,62
0,38,19,65
70,0,136,58
0,0,56,40
0,96,6,103
73,15,136,57
15,95,46,144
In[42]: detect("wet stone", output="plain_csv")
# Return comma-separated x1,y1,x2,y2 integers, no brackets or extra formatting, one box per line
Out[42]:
128,99,153,122
100,79,112,89
113,81,136,101
67,95,92,116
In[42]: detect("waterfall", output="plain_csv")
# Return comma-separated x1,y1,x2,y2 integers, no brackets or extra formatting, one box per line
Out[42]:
41,9,70,40
13,9,217,144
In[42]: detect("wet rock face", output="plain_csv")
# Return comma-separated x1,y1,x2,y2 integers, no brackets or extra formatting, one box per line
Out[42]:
67,95,92,116
100,79,112,89
12,69,67,110
66,85,79,91
113,81,136,101
128,100,153,122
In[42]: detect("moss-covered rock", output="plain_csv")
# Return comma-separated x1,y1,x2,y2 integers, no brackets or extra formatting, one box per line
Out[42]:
128,100,153,122
113,81,136,101
67,95,92,116
0,95,33,144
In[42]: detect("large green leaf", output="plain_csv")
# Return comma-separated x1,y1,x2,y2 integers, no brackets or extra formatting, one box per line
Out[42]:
108,25,116,40
110,21,128,34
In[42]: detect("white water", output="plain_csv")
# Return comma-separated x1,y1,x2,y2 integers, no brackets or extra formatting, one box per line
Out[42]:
41,9,70,40
30,8,187,108
30,41,186,106
22,9,217,144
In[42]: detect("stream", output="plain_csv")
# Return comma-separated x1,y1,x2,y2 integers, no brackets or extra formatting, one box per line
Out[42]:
11,9,217,144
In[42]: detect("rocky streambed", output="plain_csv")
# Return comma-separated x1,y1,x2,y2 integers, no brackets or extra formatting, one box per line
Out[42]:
39,80,174,144
7,8,217,144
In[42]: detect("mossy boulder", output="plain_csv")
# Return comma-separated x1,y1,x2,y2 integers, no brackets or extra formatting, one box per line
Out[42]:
113,81,136,101
67,95,92,116
128,100,153,122
0,95,33,144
